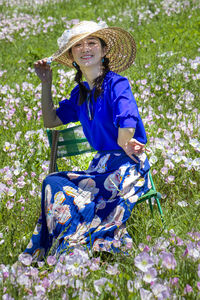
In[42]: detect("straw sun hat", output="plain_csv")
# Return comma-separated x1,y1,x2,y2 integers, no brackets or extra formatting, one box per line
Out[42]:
48,20,136,73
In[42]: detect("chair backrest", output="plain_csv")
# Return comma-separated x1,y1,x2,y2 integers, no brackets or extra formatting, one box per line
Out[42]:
47,125,96,173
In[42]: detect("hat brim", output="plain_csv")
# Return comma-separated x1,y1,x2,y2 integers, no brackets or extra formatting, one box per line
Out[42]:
51,27,136,73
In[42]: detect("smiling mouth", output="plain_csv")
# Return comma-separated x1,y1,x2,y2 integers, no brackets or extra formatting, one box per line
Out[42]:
81,55,93,60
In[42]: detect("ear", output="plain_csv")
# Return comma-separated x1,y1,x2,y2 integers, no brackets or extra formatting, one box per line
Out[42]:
67,49,74,60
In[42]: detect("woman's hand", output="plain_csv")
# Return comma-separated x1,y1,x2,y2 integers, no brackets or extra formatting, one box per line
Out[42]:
34,59,52,83
117,128,149,163
122,138,146,163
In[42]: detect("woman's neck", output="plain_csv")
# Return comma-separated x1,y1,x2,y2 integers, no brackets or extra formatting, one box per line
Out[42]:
81,64,103,89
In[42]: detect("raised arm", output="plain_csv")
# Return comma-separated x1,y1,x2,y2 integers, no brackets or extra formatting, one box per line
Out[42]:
34,59,63,128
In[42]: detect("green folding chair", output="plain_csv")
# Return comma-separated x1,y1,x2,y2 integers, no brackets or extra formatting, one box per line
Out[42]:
47,125,164,224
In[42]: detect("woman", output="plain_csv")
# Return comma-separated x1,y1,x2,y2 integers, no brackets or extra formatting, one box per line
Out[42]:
24,20,151,260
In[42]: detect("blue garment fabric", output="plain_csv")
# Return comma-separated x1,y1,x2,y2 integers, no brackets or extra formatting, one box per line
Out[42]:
24,151,150,260
56,71,147,150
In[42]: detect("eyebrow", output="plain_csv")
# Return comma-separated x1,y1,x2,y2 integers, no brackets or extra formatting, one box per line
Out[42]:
86,37,98,41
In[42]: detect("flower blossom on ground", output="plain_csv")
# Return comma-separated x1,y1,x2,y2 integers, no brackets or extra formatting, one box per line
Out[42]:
134,252,155,272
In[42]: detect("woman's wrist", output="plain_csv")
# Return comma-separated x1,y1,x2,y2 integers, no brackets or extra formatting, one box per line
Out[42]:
117,127,135,147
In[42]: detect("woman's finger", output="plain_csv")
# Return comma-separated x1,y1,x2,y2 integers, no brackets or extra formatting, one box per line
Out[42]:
132,138,145,146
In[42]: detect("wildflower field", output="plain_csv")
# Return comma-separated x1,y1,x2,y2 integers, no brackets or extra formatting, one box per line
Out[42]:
0,0,200,299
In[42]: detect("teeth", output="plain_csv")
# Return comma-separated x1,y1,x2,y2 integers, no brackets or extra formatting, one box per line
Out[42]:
82,55,92,58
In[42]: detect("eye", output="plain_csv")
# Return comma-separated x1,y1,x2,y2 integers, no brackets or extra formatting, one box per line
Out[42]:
74,43,81,48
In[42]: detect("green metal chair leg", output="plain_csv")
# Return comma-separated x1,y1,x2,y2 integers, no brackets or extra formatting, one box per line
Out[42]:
148,198,154,216
155,196,165,225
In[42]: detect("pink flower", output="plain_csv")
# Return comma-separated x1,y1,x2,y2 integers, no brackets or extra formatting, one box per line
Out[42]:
198,264,200,278
176,237,184,246
166,175,175,183
113,239,121,248
138,243,150,252
197,282,200,291
161,166,168,175
170,277,179,286
47,255,57,266
164,159,174,169
134,252,154,272
94,278,108,294
188,232,200,241
151,283,171,299
159,251,177,270
18,253,32,266
174,131,181,140
3,272,9,279
6,201,14,210
106,263,119,275
185,242,200,260
140,288,153,300
146,235,152,241
90,257,100,271
152,169,157,175
34,285,46,296
184,284,193,294
2,294,14,300
143,267,157,283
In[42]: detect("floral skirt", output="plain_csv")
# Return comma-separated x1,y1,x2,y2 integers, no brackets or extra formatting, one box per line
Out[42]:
24,150,150,261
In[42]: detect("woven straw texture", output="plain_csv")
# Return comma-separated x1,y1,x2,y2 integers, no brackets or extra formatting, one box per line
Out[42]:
52,27,136,73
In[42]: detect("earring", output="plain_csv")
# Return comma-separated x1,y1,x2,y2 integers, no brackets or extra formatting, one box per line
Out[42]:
101,57,105,63
72,61,77,68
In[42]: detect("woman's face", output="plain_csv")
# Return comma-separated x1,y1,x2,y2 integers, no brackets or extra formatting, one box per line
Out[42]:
71,36,106,68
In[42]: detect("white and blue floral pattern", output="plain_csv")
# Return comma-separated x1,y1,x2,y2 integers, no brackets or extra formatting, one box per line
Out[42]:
24,150,150,260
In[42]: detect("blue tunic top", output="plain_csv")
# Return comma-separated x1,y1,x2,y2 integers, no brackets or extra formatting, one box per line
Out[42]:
56,71,147,151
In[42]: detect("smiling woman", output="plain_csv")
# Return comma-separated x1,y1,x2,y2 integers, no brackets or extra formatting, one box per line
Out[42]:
23,20,151,261
71,37,105,65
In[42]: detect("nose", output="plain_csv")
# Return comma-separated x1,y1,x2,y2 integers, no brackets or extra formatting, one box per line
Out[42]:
82,41,90,52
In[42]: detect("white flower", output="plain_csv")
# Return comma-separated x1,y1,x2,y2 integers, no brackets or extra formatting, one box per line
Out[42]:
94,278,108,294
140,288,154,300
193,158,200,169
18,253,33,266
7,188,16,197
189,138,200,148
149,155,158,166
127,280,134,292
177,201,188,207
143,267,157,283
134,252,154,272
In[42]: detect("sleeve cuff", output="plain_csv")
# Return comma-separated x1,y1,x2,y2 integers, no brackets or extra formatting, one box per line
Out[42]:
115,116,138,128
56,107,67,124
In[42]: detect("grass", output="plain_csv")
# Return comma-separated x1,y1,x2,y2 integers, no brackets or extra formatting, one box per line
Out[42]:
0,0,200,299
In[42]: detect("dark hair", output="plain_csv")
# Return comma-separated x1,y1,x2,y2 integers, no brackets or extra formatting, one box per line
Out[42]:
70,38,110,105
